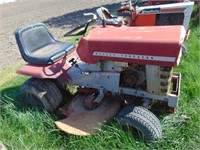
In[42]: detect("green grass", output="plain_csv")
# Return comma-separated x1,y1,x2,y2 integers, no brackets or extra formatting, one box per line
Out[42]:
0,9,200,150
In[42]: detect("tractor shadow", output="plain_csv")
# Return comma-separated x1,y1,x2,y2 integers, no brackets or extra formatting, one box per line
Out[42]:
0,85,73,118
1,86,30,112
0,85,71,139
43,3,121,29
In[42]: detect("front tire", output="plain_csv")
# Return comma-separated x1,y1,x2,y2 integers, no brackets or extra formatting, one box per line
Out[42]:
20,78,63,113
117,105,162,141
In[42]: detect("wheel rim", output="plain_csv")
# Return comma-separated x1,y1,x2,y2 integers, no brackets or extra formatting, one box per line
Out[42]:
27,93,44,109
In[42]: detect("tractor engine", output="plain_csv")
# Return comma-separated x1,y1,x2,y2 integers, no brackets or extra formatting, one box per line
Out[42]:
75,60,173,97
120,63,146,90
120,63,173,96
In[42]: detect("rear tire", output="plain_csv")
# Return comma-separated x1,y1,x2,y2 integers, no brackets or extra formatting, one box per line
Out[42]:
117,105,162,141
20,78,63,113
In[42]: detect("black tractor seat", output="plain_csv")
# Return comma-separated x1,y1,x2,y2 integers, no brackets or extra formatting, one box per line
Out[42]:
15,23,75,65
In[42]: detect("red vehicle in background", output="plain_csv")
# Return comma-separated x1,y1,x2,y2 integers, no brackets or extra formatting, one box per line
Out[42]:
96,0,194,30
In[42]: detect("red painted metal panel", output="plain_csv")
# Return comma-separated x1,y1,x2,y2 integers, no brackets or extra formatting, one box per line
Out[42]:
77,25,186,67
160,8,185,13
135,14,156,26
17,50,78,79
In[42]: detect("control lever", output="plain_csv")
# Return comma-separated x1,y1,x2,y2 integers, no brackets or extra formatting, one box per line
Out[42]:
68,58,84,73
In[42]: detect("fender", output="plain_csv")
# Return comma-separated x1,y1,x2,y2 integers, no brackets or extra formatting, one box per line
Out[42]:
17,50,79,79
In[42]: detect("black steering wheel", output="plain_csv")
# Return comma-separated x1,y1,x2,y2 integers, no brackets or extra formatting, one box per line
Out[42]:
64,13,97,37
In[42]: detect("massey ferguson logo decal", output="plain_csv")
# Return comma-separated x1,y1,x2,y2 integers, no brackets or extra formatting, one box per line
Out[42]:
140,8,160,14
93,52,176,62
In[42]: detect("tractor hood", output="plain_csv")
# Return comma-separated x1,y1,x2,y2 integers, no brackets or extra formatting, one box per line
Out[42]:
77,26,186,67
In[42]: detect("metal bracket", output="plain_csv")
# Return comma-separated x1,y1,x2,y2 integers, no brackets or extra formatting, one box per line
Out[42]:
93,88,105,104
84,88,105,110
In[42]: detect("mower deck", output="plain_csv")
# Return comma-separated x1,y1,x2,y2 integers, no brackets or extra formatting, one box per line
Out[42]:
55,93,122,136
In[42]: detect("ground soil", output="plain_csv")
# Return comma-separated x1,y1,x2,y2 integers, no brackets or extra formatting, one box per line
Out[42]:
0,0,121,71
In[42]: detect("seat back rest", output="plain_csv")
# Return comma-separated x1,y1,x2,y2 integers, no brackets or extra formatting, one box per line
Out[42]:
15,23,56,62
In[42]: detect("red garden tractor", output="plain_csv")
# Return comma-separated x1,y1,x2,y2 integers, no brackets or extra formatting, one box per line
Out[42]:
15,13,188,141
